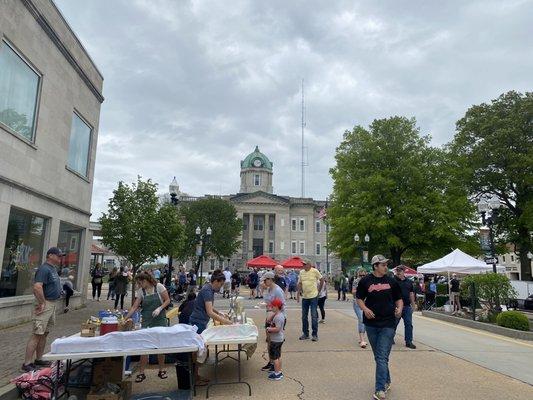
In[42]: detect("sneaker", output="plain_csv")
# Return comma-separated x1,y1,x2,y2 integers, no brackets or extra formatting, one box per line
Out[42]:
261,362,274,371
373,390,386,400
311,335,318,342
21,363,36,372
63,307,69,313
406,343,417,349
34,359,52,367
268,371,284,381
385,382,391,393
319,319,325,324
299,334,309,340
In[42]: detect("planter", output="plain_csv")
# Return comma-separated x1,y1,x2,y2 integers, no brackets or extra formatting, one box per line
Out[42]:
421,310,533,341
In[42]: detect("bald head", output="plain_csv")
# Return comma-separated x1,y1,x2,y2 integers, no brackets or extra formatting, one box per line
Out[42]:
274,265,284,275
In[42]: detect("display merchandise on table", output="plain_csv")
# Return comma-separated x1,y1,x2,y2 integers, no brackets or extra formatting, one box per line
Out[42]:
51,324,205,355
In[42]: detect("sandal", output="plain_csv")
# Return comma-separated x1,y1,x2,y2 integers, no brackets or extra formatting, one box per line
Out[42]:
135,373,146,383
158,370,168,379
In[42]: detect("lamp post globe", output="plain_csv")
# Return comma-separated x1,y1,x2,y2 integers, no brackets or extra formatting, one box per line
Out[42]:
195,226,201,236
354,234,360,243
364,234,370,243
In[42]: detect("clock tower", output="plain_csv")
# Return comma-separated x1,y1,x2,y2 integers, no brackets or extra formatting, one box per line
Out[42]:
240,146,274,193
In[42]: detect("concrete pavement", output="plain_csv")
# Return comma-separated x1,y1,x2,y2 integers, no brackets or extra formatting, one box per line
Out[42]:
1,291,532,399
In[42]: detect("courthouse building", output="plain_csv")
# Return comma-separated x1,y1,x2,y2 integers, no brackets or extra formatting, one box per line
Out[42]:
176,146,340,274
0,0,103,327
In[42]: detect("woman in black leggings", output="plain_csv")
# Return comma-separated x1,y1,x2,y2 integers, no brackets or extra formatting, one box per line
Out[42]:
318,278,328,323
114,267,129,310
91,264,104,301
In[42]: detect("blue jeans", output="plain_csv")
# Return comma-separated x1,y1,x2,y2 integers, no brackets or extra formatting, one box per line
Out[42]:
352,301,365,333
366,325,395,392
395,305,413,344
301,297,318,337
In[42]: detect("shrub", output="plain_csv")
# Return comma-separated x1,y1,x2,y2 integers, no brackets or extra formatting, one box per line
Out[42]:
461,273,517,312
496,311,530,331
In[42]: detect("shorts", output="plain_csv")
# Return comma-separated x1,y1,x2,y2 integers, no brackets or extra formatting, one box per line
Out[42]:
249,284,257,289
268,341,283,360
33,300,58,335
451,292,460,300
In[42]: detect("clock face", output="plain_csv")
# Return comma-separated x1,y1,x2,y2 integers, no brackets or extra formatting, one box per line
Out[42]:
253,159,262,167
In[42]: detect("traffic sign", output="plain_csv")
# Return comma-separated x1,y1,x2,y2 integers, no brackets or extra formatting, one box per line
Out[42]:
484,257,497,264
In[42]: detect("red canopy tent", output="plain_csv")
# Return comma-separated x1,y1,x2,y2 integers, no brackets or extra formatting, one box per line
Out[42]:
391,265,422,278
246,255,279,269
280,256,305,269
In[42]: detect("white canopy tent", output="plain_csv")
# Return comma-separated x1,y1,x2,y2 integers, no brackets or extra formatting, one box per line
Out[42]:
418,249,505,302
417,248,505,275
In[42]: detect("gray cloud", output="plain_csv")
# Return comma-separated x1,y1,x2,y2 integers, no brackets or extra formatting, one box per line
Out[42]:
54,0,533,218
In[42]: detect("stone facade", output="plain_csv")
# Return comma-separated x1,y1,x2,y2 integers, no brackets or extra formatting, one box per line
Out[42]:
0,0,103,327
178,147,339,274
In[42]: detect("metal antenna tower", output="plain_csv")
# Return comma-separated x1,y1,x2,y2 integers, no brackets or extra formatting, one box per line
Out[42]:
301,78,306,198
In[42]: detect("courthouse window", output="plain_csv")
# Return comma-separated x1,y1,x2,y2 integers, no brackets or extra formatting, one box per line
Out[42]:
0,41,41,142
291,218,297,231
299,241,305,255
1,208,47,298
254,174,261,186
299,218,305,231
67,112,92,177
316,243,321,255
315,221,320,233
291,241,297,254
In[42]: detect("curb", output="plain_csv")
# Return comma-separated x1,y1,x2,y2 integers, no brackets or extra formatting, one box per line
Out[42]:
421,310,533,341
0,384,18,400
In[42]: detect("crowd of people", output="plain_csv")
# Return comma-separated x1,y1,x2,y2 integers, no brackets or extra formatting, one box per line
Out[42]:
24,246,463,399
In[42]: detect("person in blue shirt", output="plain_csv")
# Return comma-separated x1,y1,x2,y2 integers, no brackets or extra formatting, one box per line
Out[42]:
23,247,63,372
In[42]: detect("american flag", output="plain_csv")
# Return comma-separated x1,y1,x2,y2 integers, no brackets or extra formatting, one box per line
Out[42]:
316,206,327,220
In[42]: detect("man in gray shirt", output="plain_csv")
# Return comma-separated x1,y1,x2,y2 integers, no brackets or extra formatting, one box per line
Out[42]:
23,247,63,372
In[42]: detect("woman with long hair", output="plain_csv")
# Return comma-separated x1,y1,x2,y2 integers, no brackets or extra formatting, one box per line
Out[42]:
125,272,170,383
352,268,368,348
91,263,104,301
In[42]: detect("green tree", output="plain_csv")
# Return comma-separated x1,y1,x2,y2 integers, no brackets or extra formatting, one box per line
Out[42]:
461,274,517,313
329,116,475,266
452,91,533,280
178,197,242,273
99,177,183,298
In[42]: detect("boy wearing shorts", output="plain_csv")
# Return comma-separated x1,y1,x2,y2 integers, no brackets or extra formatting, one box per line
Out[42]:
266,298,285,381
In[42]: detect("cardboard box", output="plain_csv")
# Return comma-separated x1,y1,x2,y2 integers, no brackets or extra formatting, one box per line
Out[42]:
81,323,96,337
87,381,130,400
92,357,123,385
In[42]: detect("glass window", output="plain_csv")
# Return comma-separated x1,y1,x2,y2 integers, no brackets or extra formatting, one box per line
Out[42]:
0,41,40,141
280,241,285,251
291,219,297,231
291,241,297,254
254,174,260,186
316,243,321,255
1,208,47,298
57,222,83,290
253,216,263,231
269,241,274,253
67,112,92,177
299,241,305,255
299,218,305,232
315,221,320,233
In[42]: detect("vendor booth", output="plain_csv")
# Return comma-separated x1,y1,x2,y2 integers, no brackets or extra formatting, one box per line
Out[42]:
280,256,306,269
246,255,278,269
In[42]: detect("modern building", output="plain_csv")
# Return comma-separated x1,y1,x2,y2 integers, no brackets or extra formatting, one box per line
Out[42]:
0,0,103,327
173,146,340,274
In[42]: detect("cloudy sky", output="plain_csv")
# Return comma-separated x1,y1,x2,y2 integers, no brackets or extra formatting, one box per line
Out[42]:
54,0,533,219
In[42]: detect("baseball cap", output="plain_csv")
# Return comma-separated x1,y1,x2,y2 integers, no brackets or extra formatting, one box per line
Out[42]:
371,254,389,265
270,298,283,310
261,271,275,281
46,247,65,256
302,258,313,266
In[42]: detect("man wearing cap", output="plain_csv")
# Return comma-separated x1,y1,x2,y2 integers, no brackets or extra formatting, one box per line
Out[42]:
297,259,325,341
356,255,402,400
394,266,416,349
23,247,64,372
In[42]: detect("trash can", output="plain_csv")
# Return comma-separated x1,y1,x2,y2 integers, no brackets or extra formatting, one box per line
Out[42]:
175,353,192,390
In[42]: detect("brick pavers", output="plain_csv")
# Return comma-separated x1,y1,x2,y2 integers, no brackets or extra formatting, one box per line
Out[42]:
0,288,123,388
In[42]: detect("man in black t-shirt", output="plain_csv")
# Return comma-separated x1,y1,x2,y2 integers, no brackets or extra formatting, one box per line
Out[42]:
394,266,416,349
356,255,403,400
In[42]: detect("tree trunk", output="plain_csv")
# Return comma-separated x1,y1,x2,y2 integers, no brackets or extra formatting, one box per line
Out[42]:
390,248,403,267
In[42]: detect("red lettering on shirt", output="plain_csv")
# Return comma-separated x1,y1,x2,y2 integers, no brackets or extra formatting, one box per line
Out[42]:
368,283,391,292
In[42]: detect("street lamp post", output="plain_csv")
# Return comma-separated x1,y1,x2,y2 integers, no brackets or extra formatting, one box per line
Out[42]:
477,196,500,274
167,177,180,285
195,226,212,285
354,233,370,269
325,198,330,274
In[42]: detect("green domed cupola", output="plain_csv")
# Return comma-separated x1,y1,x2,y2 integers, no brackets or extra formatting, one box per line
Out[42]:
240,146,274,193
240,146,273,171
